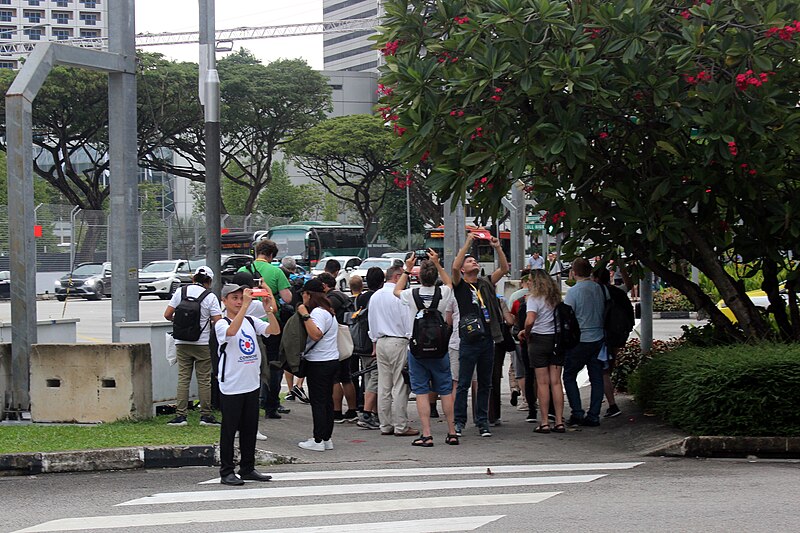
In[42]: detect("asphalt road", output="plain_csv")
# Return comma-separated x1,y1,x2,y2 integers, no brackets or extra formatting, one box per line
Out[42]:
2,456,797,532
0,297,700,344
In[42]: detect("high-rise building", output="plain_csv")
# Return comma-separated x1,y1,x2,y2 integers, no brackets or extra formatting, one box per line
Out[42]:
0,0,108,70
323,0,380,72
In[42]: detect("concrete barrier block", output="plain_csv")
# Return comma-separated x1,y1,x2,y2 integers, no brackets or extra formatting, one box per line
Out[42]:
30,344,153,423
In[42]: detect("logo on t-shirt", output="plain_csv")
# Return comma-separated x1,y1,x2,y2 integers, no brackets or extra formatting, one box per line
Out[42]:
239,331,257,356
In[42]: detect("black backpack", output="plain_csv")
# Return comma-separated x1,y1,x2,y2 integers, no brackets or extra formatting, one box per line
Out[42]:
409,287,450,359
349,292,373,357
172,285,213,341
553,302,581,354
602,285,635,348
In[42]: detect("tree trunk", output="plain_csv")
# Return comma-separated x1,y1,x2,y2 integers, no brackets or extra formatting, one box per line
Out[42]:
761,259,792,340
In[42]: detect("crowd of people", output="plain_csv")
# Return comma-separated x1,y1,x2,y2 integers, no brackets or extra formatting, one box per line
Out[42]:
163,234,634,486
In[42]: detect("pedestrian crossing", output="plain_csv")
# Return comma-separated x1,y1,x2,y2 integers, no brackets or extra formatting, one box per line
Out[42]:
14,462,643,533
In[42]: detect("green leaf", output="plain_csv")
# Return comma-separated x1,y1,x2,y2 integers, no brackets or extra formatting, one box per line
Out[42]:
461,151,494,166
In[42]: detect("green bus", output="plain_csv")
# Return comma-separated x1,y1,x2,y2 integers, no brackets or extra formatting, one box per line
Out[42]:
267,222,368,267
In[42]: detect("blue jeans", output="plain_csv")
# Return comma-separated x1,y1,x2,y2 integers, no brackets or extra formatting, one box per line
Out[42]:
562,340,604,423
455,336,494,429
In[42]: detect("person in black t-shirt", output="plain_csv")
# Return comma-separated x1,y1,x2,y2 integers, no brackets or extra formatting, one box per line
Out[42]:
451,230,509,438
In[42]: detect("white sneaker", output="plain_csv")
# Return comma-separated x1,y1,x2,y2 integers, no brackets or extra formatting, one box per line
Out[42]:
298,438,325,452
256,431,268,441
323,439,333,450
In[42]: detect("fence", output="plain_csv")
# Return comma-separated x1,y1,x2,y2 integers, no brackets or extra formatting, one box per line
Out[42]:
0,204,289,273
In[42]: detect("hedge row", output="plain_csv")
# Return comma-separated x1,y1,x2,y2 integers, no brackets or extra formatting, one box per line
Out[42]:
630,343,800,437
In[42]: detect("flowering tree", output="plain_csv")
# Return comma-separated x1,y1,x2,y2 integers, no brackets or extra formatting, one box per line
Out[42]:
377,0,800,340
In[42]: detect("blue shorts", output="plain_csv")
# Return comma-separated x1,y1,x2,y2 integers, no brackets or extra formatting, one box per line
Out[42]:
407,352,453,396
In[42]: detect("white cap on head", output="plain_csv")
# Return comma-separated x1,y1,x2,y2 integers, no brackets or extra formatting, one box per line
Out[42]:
194,266,214,280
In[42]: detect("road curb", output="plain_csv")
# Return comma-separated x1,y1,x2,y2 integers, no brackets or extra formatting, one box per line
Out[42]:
645,436,800,459
0,446,297,476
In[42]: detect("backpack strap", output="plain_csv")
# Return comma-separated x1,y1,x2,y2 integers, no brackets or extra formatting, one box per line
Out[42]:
196,287,214,333
430,286,442,310
412,288,425,312
218,317,231,383
181,285,189,300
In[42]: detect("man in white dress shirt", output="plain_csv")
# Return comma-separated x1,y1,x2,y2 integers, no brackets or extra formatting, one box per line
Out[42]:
367,264,419,437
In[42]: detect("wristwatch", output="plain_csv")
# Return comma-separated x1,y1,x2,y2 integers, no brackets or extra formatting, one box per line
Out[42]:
300,313,311,321
404,271,413,276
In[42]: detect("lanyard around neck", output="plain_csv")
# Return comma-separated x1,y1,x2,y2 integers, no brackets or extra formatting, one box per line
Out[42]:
467,282,485,308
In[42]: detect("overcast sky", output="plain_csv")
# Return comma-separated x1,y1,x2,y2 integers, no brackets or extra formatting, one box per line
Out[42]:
134,0,324,69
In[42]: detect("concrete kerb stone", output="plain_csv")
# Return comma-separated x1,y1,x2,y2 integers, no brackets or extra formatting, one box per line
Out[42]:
645,436,800,459
0,445,296,476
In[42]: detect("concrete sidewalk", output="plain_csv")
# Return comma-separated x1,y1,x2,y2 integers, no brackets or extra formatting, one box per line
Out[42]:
3,387,798,476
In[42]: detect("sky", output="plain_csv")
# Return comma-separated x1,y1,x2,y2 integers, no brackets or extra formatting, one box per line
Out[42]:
134,0,324,69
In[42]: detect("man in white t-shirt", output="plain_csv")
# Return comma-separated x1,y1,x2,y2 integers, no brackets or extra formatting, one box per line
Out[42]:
163,266,222,427
394,250,459,446
215,283,280,486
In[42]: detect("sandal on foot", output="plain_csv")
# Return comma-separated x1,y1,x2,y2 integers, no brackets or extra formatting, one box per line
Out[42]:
533,424,551,434
412,435,434,447
552,424,566,433
445,433,460,445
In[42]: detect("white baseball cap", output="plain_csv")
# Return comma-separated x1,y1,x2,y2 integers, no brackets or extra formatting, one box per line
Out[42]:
194,266,214,280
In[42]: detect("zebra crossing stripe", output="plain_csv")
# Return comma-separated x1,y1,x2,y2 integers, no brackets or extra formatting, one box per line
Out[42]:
14,492,560,532
119,474,604,506
199,462,643,484
221,515,505,533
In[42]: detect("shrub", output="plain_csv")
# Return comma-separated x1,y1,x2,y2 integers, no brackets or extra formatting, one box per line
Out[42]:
630,343,800,436
681,323,739,347
653,287,694,312
612,337,683,393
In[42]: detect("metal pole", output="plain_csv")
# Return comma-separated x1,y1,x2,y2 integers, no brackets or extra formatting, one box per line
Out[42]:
501,180,525,276
406,182,411,249
200,0,221,294
6,92,37,414
443,197,465,273
640,270,653,353
69,205,79,272
108,0,139,341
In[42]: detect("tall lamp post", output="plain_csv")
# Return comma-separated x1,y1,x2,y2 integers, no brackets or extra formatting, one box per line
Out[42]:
199,0,221,293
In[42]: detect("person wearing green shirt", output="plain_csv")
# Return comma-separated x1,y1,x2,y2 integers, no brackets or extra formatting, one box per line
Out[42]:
238,239,293,419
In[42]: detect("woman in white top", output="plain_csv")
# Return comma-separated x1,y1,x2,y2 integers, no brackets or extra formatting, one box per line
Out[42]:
519,269,565,433
295,278,340,452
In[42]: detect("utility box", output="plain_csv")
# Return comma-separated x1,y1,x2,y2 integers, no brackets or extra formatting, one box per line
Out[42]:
29,344,152,423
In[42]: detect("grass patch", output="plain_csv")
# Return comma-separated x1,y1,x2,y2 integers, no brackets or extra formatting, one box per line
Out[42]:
0,411,222,454
630,342,800,437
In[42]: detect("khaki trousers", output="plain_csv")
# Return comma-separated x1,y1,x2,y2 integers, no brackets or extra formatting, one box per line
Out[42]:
176,343,212,417
376,337,410,433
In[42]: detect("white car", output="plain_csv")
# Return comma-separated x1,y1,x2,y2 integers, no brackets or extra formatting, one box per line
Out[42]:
138,259,193,299
350,257,403,289
311,256,363,292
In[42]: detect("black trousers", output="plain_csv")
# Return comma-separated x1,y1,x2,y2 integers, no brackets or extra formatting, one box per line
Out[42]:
219,387,260,477
262,335,283,414
305,359,339,442
489,344,505,423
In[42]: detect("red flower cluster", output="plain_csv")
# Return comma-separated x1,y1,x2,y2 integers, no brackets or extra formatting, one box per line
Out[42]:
376,84,394,96
449,109,465,117
472,176,493,192
598,132,609,140
392,123,407,136
634,91,644,101
378,106,398,122
488,87,503,103
420,151,430,163
453,16,470,25
683,70,711,85
765,20,800,41
728,141,738,156
523,185,535,194
470,127,484,140
584,28,602,39
719,220,730,232
740,163,757,176
392,171,413,189
437,51,459,64
551,211,567,224
680,10,690,20
381,40,400,56
735,70,772,91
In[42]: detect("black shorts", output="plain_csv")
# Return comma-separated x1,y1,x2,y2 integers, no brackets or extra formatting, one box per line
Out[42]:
528,333,563,368
336,357,353,383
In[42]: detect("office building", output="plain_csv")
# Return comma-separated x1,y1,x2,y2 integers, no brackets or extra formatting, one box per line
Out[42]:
323,0,380,72
0,0,108,69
